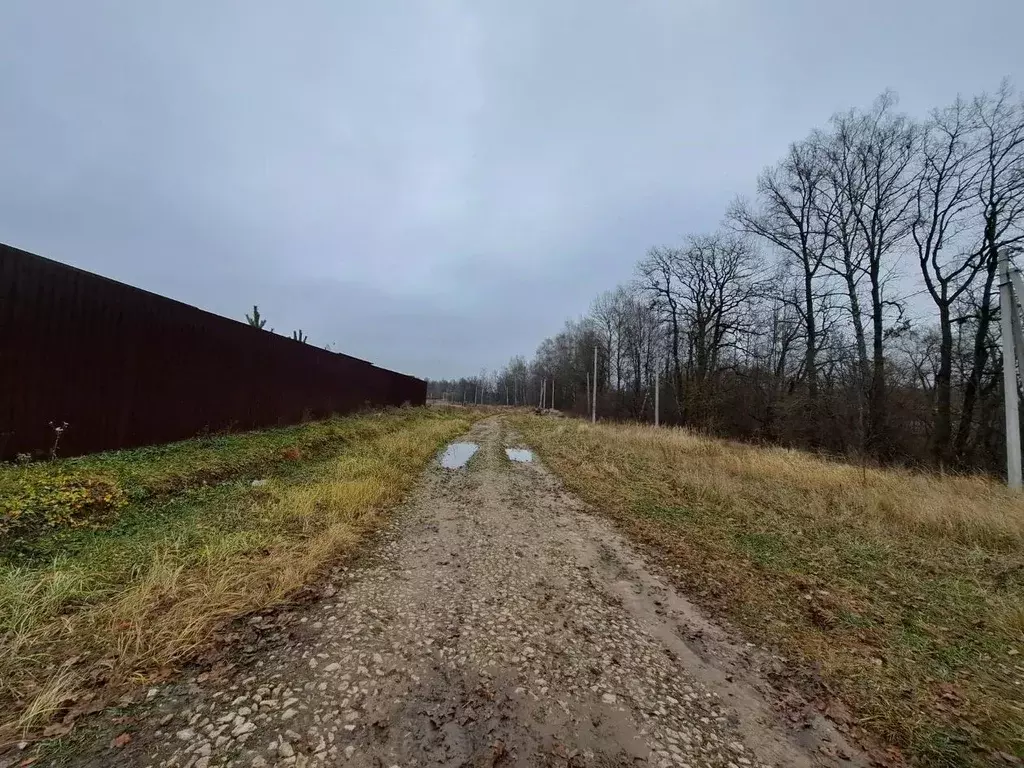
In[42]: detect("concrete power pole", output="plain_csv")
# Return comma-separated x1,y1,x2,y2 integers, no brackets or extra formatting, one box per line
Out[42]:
592,346,598,424
1008,267,1024,387
551,377,555,411
1000,250,1022,489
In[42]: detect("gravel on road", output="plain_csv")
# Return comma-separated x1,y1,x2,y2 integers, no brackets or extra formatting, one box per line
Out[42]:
38,417,865,768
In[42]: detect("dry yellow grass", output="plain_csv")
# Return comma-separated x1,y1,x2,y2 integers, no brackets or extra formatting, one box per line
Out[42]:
0,408,475,741
513,415,1024,766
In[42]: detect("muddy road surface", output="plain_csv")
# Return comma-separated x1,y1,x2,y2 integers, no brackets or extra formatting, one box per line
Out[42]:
45,417,864,768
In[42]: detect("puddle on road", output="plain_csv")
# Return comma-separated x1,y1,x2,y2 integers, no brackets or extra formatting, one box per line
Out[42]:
505,448,534,463
440,442,479,469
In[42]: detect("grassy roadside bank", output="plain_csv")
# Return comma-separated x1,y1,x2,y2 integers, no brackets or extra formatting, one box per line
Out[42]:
512,415,1024,766
0,407,476,741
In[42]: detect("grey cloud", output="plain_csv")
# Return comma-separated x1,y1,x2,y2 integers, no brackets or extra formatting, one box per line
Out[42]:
2,0,1021,379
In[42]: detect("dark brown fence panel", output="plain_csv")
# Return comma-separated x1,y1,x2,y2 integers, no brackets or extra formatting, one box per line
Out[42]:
0,243,427,460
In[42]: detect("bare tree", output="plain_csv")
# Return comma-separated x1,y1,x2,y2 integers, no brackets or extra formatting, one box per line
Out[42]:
638,247,685,409
674,233,760,425
617,289,663,418
817,129,870,399
828,94,918,458
956,83,1024,464
728,138,832,439
911,97,985,466
746,269,804,441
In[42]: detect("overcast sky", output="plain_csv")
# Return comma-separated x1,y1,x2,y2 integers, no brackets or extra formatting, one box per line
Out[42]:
1,2,1021,379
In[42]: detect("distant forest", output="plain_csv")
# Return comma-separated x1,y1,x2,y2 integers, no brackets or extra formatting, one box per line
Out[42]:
429,82,1024,474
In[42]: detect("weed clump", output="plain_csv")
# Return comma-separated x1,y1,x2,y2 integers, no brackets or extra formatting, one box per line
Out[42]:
0,474,125,540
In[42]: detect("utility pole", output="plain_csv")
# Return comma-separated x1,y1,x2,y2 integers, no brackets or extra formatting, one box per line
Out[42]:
1008,266,1024,378
1000,250,1022,489
592,346,598,424
551,377,555,411
654,368,659,428
539,378,544,409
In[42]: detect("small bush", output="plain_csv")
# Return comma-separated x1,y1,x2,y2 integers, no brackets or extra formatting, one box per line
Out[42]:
0,474,126,538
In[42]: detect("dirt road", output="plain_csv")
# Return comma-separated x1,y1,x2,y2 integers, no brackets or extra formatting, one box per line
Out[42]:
50,418,863,768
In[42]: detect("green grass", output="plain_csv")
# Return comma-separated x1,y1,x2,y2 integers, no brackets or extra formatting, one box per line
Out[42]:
512,415,1024,767
0,414,387,557
0,407,478,740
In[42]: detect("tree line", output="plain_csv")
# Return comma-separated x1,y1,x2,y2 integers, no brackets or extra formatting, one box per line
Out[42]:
429,82,1024,473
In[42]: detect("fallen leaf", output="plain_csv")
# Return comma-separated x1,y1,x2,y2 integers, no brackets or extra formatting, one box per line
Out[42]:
64,697,106,722
110,733,132,749
41,722,72,738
